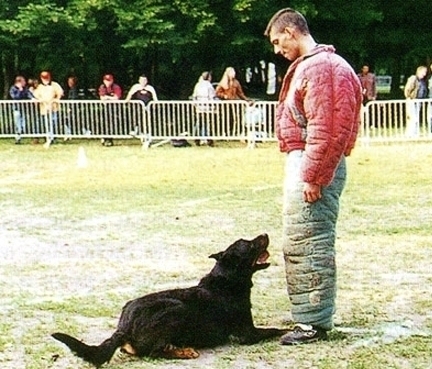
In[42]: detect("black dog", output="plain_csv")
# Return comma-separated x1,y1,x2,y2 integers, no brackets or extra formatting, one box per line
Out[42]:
52,234,286,367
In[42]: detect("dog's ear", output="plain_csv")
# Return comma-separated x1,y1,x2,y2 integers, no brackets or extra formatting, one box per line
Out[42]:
209,251,223,261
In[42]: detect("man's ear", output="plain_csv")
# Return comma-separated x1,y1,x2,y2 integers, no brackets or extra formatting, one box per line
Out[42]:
283,26,295,39
209,251,223,261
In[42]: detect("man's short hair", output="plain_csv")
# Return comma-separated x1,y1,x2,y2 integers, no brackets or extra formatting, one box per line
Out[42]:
264,8,310,37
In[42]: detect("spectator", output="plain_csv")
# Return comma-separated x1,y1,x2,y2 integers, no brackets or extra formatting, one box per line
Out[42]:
264,8,362,345
32,71,64,146
63,76,85,137
98,74,122,146
215,67,250,101
192,71,216,146
125,74,158,104
9,75,34,144
65,76,79,100
27,77,41,144
27,77,39,94
215,67,251,136
125,74,158,136
358,64,377,105
404,65,428,137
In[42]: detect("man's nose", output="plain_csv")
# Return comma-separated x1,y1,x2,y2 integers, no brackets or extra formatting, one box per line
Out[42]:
273,45,281,55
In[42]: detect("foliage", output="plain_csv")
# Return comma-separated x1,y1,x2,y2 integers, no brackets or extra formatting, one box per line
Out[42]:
0,0,430,99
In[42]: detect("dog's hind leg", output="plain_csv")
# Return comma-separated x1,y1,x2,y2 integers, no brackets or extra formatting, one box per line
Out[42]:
120,342,137,355
161,344,200,359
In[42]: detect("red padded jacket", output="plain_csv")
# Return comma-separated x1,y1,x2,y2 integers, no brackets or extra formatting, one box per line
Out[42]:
276,45,362,186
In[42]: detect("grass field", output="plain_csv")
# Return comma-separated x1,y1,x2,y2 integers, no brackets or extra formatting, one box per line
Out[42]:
1,139,431,369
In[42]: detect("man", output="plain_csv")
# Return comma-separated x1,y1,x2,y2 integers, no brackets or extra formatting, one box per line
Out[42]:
125,74,158,104
358,64,377,105
33,71,64,146
9,75,34,144
404,66,428,137
264,8,362,344
98,74,122,146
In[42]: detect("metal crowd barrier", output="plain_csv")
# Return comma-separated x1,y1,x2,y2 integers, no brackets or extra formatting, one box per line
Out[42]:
0,99,277,148
361,98,432,144
146,100,276,147
4,98,431,147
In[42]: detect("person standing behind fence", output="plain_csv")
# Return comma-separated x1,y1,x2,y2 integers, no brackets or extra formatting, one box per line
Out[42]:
216,67,251,136
32,71,64,146
264,8,362,345
63,76,86,138
125,74,158,104
358,64,377,105
428,63,432,132
98,74,122,146
125,74,158,137
9,75,34,144
192,71,216,146
27,77,41,144
404,66,428,137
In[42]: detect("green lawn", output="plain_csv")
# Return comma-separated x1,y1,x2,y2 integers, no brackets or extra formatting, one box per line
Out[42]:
1,139,431,369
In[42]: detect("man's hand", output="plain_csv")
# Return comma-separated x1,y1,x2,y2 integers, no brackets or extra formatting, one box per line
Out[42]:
303,183,322,203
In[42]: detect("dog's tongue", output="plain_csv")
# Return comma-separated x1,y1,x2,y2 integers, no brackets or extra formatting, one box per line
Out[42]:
257,251,270,264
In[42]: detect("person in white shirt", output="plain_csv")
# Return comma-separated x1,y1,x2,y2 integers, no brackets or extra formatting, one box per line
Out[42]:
192,71,216,146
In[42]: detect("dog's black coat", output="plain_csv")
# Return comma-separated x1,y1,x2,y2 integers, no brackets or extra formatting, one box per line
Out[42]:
52,234,286,367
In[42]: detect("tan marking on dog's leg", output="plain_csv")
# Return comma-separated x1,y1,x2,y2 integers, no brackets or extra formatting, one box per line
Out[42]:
163,344,200,359
120,343,137,355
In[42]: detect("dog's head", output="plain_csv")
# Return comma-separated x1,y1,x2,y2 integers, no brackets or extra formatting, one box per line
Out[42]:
209,234,270,279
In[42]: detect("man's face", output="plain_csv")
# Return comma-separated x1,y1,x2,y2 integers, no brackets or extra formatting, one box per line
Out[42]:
417,68,427,79
269,27,299,61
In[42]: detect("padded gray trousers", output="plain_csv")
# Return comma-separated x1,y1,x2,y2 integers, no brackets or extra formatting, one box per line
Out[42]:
282,150,346,331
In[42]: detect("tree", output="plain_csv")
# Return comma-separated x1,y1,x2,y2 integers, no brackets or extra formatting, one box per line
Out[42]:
1,0,428,100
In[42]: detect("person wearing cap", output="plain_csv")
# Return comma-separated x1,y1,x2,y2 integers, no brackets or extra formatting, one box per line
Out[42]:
32,71,64,145
98,74,122,146
264,8,361,345
98,74,122,101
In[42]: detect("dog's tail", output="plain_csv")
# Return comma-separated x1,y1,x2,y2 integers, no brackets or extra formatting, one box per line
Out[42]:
52,330,125,367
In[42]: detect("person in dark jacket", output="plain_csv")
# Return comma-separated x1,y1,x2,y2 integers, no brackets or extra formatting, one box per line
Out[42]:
264,8,362,345
9,75,34,144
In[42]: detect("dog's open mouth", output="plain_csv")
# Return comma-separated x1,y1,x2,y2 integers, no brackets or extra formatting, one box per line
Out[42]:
253,250,270,270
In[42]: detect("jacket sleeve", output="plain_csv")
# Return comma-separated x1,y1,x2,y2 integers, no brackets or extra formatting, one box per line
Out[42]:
54,82,64,99
215,85,226,99
300,60,361,186
404,76,415,99
234,80,248,101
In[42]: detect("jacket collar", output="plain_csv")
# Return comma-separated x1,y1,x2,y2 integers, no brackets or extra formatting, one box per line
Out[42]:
278,44,335,103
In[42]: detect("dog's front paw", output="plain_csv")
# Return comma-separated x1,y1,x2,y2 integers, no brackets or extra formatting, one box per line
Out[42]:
163,344,200,359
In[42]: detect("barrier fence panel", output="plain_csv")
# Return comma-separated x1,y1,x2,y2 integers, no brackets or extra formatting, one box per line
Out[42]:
144,100,278,145
362,98,432,144
0,100,149,145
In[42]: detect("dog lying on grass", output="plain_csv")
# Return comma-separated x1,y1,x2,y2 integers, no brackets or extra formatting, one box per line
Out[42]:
52,234,287,367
